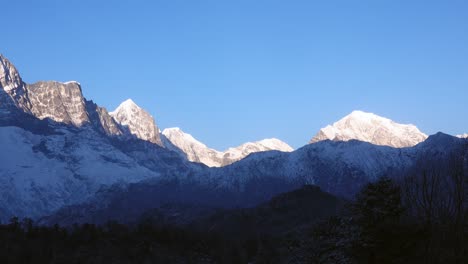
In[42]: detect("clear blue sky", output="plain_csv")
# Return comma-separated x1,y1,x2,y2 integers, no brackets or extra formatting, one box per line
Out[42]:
2,0,467,149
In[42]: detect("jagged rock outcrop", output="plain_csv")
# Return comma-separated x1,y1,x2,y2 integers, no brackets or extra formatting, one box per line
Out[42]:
1,54,90,126
162,127,294,167
85,100,123,136
110,99,162,146
0,55,22,93
0,54,31,113
27,81,89,126
310,110,428,148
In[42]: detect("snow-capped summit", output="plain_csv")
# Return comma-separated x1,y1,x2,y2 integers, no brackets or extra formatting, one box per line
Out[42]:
257,138,294,151
456,133,468,139
223,138,294,161
0,54,23,93
117,98,138,110
310,110,428,148
162,127,294,167
162,127,222,167
63,80,81,86
0,54,31,114
110,99,162,145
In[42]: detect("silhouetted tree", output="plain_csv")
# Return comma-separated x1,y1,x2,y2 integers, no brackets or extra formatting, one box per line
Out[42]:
350,176,404,264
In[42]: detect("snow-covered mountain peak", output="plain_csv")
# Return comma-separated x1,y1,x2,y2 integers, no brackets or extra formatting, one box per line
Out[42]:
250,138,294,152
310,110,428,148
161,127,221,166
112,98,140,114
348,110,382,121
162,127,207,148
0,54,23,92
223,138,293,161
121,98,137,106
110,99,162,145
456,133,468,139
162,127,294,167
163,127,182,133
339,110,394,125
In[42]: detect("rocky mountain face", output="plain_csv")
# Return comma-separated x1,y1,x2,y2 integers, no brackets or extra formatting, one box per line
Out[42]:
0,55,23,93
162,127,294,167
85,100,123,136
0,54,195,221
1,55,89,127
110,99,162,146
310,110,428,148
0,55,31,114
27,81,89,126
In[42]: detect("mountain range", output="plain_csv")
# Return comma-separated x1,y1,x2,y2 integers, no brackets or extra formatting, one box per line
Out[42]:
0,54,466,224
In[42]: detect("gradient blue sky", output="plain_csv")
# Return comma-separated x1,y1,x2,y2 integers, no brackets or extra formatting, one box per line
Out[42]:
2,0,467,149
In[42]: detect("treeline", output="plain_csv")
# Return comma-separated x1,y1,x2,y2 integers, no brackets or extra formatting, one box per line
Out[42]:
0,217,269,263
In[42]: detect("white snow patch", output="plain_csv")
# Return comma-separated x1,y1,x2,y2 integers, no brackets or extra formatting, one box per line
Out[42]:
63,81,81,86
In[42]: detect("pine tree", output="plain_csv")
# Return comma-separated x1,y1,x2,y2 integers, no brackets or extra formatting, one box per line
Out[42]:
351,177,404,264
